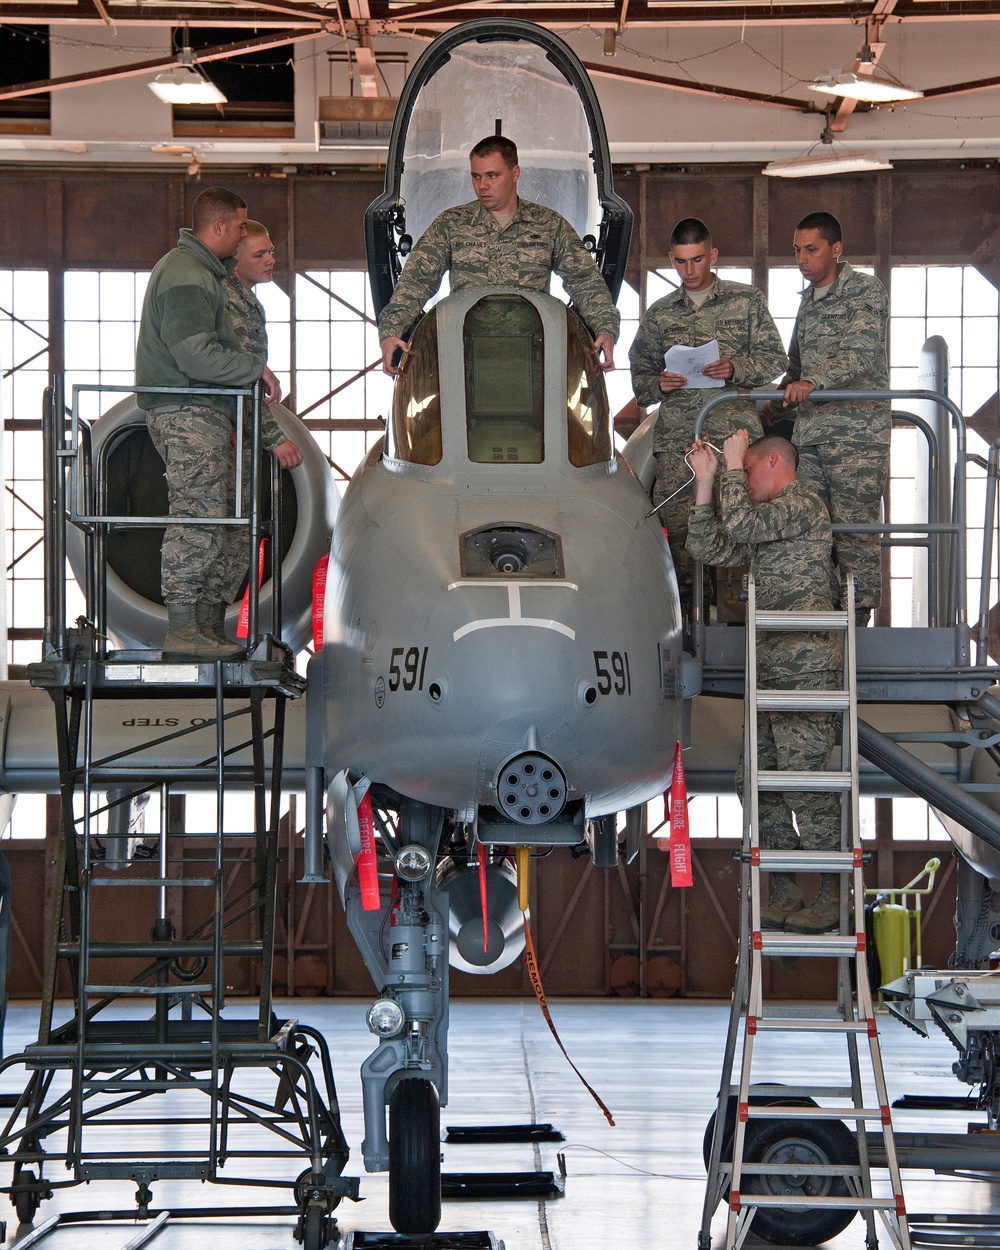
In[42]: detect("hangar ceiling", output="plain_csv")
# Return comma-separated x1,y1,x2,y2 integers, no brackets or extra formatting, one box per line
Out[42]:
3,0,1000,119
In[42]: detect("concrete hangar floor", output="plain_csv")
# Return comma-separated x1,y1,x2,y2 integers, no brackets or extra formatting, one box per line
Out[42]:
0,997,988,1249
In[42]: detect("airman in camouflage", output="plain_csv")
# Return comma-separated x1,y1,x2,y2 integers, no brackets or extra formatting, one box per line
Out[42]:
687,431,844,934
137,188,286,660
378,135,619,376
776,212,889,623
629,219,787,612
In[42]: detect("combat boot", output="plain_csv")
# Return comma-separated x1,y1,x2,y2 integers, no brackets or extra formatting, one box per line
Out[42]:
196,602,245,660
162,605,236,662
784,873,840,934
759,872,805,931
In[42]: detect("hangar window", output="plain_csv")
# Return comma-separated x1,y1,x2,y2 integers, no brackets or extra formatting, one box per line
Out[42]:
566,308,612,466
387,313,442,466
294,269,391,480
464,296,544,464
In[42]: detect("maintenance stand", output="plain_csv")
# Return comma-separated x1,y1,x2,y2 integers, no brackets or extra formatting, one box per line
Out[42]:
0,379,356,1249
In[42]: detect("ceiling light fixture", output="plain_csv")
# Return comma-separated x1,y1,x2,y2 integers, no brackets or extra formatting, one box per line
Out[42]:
807,46,922,104
763,147,893,178
149,46,227,106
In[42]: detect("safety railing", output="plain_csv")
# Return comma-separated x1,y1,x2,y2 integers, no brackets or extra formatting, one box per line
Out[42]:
689,387,977,660
41,377,284,662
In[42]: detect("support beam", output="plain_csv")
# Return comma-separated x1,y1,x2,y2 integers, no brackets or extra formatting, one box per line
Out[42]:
0,28,332,100
582,60,817,112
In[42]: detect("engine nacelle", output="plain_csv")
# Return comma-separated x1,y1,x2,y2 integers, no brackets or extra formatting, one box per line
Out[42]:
66,397,338,652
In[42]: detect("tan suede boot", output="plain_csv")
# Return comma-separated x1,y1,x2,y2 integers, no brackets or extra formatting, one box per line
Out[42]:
195,602,245,660
759,872,805,931
162,605,239,662
784,873,841,934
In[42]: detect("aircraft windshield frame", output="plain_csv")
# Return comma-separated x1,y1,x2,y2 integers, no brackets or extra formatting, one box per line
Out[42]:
566,308,613,467
387,313,443,467
464,295,545,465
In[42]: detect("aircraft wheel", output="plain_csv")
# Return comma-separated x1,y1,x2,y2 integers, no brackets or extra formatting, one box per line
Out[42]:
702,1088,818,1169
13,1169,40,1224
388,1076,441,1234
741,1117,858,1245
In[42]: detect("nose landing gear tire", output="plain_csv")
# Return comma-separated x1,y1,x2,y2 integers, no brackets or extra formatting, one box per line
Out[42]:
388,1076,442,1234
741,1118,858,1246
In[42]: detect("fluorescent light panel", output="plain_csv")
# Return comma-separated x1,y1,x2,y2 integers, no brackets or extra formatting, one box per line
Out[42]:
149,66,226,106
763,148,893,178
808,71,923,103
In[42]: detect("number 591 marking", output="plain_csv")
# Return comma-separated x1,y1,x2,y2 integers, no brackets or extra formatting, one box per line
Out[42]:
388,646,429,692
593,650,631,696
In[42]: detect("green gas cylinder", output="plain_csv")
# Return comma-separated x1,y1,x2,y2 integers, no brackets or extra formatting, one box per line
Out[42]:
873,902,911,985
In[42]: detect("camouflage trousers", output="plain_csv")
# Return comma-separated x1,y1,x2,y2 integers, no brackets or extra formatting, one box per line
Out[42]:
146,404,252,607
796,442,888,613
735,668,841,851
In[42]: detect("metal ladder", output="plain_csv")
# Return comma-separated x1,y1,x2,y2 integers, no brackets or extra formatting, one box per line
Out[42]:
699,576,910,1250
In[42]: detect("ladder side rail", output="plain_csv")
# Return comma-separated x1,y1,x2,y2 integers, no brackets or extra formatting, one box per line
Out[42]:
270,454,282,643
71,651,99,1170
246,388,263,653
41,381,66,660
887,410,942,627
726,576,762,1247
259,691,286,1037
209,664,226,1176
973,439,1000,664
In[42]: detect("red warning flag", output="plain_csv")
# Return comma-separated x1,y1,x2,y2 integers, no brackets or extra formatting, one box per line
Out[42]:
667,741,693,888
312,554,329,651
477,843,489,954
356,791,381,911
237,540,267,641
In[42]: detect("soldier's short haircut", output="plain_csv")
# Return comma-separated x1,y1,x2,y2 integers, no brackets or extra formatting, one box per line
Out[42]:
748,435,799,471
192,187,247,233
242,219,269,239
670,218,711,249
470,135,519,168
795,211,842,246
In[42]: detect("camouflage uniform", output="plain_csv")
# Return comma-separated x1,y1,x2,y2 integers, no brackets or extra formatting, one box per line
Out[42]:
206,272,292,602
782,263,889,614
629,278,787,607
377,198,620,344
687,470,842,851
136,230,262,607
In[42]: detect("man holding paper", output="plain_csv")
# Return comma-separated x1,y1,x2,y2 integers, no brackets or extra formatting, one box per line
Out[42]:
629,218,787,613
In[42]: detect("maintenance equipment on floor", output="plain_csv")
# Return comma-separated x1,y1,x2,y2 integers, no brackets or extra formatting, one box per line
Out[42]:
868,857,941,986
699,577,911,1250
0,378,356,1250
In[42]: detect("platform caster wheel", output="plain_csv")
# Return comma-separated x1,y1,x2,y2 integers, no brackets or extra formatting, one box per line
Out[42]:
13,1169,40,1225
388,1075,441,1234
300,1203,329,1250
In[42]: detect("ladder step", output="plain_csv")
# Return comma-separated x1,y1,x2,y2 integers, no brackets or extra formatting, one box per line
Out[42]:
757,932,862,957
740,1162,864,1177
756,850,860,871
728,1084,854,1099
734,1194,900,1212
753,610,850,630
84,984,213,996
753,1018,875,1034
747,1105,889,1122
756,691,850,711
757,770,852,791
89,877,216,888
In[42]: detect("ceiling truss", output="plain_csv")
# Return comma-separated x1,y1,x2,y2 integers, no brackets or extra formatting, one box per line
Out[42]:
2,0,999,132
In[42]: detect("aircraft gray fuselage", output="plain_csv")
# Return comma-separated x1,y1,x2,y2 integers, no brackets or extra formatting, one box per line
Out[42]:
320,285,683,830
